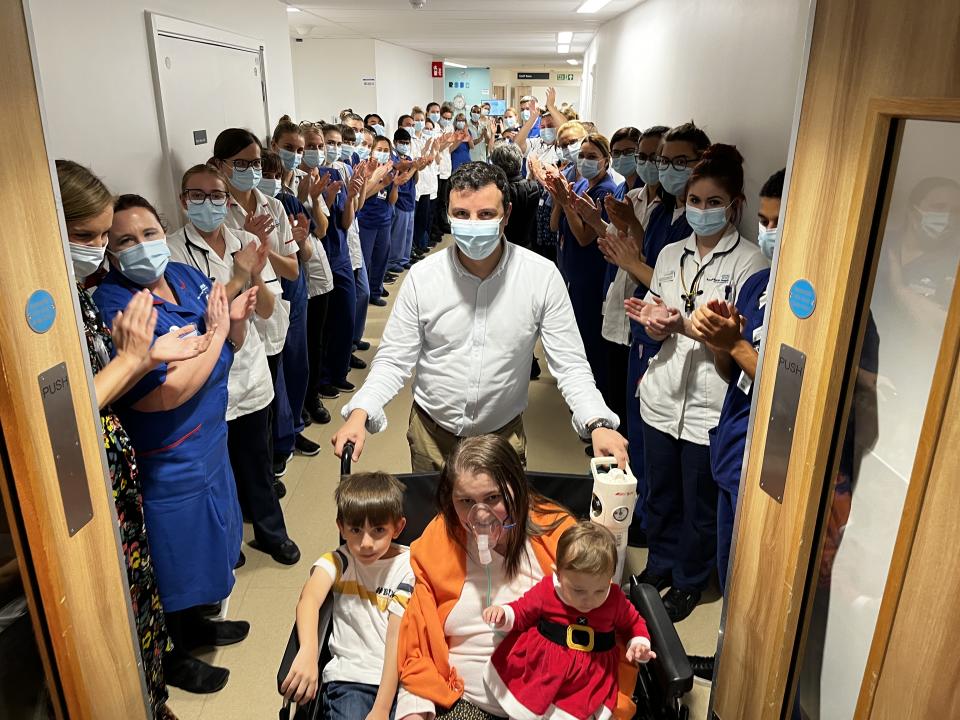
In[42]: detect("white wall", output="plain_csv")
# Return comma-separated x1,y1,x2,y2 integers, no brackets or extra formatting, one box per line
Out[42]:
490,67,583,111
27,0,295,220
291,38,377,123
373,41,435,133
582,0,812,231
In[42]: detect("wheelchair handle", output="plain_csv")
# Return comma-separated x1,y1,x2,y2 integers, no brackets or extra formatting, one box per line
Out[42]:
341,441,355,476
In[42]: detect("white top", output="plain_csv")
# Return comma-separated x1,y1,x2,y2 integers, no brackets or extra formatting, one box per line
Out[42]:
225,187,295,355
638,226,769,444
524,136,560,176
468,122,489,162
292,169,339,291
395,540,543,718
414,134,439,200
315,544,414,686
166,224,275,420
342,242,617,437
438,126,454,179
601,188,661,345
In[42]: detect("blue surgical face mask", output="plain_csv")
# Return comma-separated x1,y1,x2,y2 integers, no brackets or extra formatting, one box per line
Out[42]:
758,222,777,259
422,128,434,138
505,117,517,129
187,200,229,233
686,203,732,237
279,148,302,172
541,127,557,145
440,117,453,128
448,217,503,261
612,155,637,177
455,121,466,130
470,112,480,123
414,120,425,132
396,143,411,156
302,148,322,168
428,112,441,123
340,144,354,161
562,140,582,163
374,150,390,165
521,109,531,122
258,177,282,198
370,124,386,137
325,145,341,164
69,242,106,280
659,165,692,197
231,166,262,192
637,159,660,186
577,157,602,180
356,146,371,161
113,238,170,285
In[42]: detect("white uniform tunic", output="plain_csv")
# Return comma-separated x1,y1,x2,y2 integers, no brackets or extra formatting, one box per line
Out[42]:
638,226,769,445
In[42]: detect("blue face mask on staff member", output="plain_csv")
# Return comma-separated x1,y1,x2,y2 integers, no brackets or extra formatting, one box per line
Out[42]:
686,202,733,236
112,238,171,285
448,216,504,260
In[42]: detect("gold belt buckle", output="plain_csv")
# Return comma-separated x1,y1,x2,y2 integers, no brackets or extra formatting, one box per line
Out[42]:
565,623,595,651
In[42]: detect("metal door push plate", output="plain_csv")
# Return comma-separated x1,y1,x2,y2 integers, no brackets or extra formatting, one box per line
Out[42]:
759,344,806,504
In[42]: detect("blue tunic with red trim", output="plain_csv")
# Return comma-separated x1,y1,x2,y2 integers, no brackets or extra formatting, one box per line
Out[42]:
94,262,241,611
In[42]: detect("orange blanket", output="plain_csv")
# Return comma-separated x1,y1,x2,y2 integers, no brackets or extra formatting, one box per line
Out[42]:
397,505,637,718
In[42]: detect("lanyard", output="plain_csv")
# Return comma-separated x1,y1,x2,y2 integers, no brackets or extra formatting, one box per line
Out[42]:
678,232,740,314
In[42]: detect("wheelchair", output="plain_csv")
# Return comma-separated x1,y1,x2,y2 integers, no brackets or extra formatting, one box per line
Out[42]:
277,446,693,720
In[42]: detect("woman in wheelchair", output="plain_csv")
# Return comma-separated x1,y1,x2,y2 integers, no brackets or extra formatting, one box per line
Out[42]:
396,435,639,720
483,522,654,719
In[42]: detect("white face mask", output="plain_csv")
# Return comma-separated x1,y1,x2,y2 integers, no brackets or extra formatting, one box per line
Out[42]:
915,206,952,238
69,242,106,280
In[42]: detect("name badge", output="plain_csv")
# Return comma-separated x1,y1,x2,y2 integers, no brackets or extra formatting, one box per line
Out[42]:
753,326,764,345
170,325,200,338
659,270,676,283
737,370,753,395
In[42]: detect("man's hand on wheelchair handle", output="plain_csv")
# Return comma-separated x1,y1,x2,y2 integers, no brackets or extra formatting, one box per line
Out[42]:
332,409,368,461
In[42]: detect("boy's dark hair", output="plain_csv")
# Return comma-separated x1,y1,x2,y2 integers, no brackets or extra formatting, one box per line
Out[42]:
448,162,511,212
335,472,405,527
761,168,787,199
261,149,282,175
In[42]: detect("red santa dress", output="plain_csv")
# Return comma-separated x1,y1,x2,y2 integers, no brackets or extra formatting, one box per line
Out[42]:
483,574,649,720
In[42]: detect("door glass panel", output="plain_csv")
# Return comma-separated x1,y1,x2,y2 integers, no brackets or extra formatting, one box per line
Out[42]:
796,119,960,719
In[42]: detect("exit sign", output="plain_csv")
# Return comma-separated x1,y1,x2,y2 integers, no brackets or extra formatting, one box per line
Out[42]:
556,72,577,81
431,61,444,78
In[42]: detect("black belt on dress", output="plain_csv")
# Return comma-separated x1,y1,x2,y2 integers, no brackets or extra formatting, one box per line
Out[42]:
537,618,615,652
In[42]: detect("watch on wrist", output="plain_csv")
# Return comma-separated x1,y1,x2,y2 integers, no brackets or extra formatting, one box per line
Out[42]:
586,418,615,434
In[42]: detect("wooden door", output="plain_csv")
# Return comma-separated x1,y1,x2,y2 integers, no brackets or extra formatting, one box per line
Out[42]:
0,1,149,717
712,0,960,717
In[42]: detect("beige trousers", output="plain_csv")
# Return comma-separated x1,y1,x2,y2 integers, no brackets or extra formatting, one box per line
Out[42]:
405,404,527,472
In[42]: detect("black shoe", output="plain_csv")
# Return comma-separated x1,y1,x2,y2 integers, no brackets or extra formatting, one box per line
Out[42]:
402,263,411,270
663,587,702,623
184,618,251,650
234,551,246,569
318,384,341,399
196,601,222,617
306,398,331,424
635,568,671,592
273,455,288,478
381,289,391,297
334,380,355,393
163,653,229,694
257,538,300,565
383,275,397,285
273,479,287,499
301,410,313,428
370,297,387,307
689,654,715,682
530,357,541,380
295,433,321,456
355,340,371,351
350,354,367,369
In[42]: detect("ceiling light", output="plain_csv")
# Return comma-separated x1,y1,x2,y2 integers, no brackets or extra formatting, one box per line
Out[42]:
566,59,580,65
576,0,614,13
557,44,570,54
444,60,467,68
557,31,573,44
286,6,301,12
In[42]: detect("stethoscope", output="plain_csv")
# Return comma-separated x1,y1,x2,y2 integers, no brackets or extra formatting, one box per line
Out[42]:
678,231,741,314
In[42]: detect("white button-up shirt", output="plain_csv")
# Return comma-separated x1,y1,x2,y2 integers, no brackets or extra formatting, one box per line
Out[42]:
225,187,294,355
639,227,769,444
166,224,275,420
343,242,617,437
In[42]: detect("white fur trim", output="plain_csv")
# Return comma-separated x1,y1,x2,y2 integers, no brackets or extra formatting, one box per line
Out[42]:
482,662,541,720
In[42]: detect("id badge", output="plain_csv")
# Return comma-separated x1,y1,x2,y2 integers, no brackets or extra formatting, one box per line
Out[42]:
737,370,753,395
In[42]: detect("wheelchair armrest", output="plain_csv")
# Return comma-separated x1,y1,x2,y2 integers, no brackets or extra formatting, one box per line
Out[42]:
630,580,694,699
277,594,335,696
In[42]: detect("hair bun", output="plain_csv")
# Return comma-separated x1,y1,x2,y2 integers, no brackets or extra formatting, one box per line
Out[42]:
278,114,293,124
700,143,743,167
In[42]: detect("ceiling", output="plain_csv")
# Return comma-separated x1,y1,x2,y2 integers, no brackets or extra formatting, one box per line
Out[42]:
284,0,642,66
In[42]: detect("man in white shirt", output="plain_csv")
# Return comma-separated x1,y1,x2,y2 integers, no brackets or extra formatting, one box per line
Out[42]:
333,162,628,471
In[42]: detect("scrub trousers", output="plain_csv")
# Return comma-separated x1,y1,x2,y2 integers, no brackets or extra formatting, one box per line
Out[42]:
567,278,607,392
353,260,370,346
642,421,718,592
360,221,392,302
274,295,308,458
430,179,450,242
320,266,357,387
227,405,289,549
603,340,629,435
413,194,433,252
717,484,739,592
306,291,330,403
388,208,415,272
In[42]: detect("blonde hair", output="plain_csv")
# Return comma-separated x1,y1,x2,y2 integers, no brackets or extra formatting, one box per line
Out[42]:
505,106,518,117
562,107,580,121
582,132,611,159
181,164,229,194
556,522,617,577
557,120,587,141
55,160,113,222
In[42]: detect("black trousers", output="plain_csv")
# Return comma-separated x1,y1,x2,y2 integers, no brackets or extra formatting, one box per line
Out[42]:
603,340,630,435
306,292,330,400
227,405,288,548
430,178,450,240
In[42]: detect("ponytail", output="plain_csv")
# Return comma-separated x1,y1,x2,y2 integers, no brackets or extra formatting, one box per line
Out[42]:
272,115,301,145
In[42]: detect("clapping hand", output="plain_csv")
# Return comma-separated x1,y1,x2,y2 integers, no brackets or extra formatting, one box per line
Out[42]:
322,179,343,208
243,212,277,245
605,195,637,234
230,286,258,323
204,282,230,340
572,192,602,226
624,297,682,335
289,212,310,247
111,289,157,365
149,324,212,364
545,86,557,109
598,229,642,268
692,299,743,353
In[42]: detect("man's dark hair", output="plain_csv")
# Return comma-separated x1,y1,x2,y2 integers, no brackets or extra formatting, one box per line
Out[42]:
489,143,523,180
760,168,787,199
394,128,412,144
448,162,511,212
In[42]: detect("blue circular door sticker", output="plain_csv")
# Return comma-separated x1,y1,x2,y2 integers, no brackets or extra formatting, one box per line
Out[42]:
789,279,816,319
26,290,57,333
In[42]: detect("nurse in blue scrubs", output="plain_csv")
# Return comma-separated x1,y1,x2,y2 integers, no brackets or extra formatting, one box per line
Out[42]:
95,195,255,693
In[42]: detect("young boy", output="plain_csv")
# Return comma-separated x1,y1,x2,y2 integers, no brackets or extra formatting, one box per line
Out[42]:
280,472,413,719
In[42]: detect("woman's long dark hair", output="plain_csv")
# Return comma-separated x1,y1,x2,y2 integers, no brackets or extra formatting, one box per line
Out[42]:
437,435,569,580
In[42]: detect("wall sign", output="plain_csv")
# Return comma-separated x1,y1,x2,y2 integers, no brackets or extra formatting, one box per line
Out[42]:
361,76,376,87
518,72,549,80
431,61,444,78
26,289,56,334
193,129,207,145
788,279,816,319
555,72,577,81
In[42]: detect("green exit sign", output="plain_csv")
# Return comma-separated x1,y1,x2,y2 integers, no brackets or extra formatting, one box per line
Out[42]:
556,73,576,81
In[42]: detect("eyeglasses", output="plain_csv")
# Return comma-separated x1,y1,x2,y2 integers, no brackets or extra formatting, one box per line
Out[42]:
655,155,700,171
634,151,657,164
299,121,325,132
183,189,229,206
230,158,262,171
611,148,637,158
